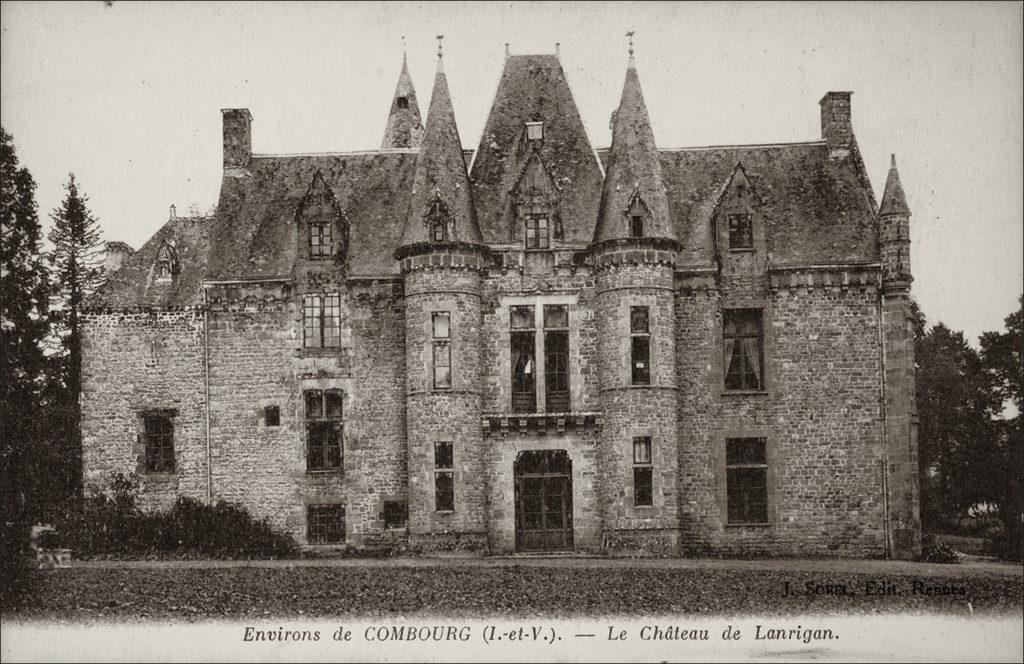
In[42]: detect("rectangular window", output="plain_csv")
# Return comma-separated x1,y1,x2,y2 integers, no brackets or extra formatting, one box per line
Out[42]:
309,220,332,258
525,216,550,250
143,414,175,473
728,214,753,250
526,121,544,141
305,389,343,471
633,436,653,506
630,306,651,385
724,309,763,391
307,504,345,543
383,500,407,529
263,405,280,427
726,438,768,524
510,305,536,413
396,96,409,110
434,442,454,512
432,312,451,390
543,305,570,412
303,294,341,348
630,215,644,238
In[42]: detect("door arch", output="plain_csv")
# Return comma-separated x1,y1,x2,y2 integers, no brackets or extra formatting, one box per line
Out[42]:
514,450,573,552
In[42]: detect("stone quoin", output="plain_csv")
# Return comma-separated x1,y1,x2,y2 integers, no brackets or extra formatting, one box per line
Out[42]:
81,42,921,559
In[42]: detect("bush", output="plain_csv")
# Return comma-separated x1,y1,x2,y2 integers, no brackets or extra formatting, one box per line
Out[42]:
48,472,297,560
921,543,962,564
988,524,1023,563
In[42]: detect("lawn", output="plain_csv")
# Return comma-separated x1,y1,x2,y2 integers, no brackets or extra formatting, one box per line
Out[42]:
2,561,1021,622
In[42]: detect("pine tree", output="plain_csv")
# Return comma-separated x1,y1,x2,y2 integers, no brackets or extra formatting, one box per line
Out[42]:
0,127,51,516
47,173,104,496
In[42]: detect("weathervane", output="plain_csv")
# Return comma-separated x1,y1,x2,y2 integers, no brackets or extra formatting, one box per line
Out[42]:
626,30,635,57
437,34,444,60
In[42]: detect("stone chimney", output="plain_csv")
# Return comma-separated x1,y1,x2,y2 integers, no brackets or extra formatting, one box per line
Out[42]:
104,241,135,273
819,91,852,159
221,108,252,175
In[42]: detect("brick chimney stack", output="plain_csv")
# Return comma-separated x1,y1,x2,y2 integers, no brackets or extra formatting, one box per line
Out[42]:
819,91,852,159
104,241,135,273
221,108,252,175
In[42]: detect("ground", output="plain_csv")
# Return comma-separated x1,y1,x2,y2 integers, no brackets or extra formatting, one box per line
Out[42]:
2,557,1021,623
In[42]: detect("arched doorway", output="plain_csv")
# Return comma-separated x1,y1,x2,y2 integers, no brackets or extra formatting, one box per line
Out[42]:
514,450,573,552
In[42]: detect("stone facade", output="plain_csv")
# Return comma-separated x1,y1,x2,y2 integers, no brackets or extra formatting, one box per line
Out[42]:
81,50,921,559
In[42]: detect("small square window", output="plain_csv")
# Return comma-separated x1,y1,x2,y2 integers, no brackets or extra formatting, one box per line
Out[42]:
307,504,345,544
263,406,280,427
526,122,544,141
383,500,407,529
396,96,409,110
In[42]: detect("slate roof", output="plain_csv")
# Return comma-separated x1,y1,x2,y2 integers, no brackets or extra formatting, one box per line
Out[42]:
90,215,212,308
469,55,603,245
399,60,483,247
878,155,910,217
593,58,676,244
94,53,888,308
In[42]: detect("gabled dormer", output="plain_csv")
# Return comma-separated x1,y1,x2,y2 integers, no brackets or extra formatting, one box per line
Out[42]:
154,239,179,284
511,150,562,248
711,162,766,276
425,191,451,244
624,188,652,239
297,170,346,267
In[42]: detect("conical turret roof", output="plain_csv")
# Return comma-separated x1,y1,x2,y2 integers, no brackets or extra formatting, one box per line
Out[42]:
592,56,676,244
878,154,910,216
381,53,424,149
399,57,483,247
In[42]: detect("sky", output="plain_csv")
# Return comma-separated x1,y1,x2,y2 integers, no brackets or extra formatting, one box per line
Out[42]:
1,1,1021,343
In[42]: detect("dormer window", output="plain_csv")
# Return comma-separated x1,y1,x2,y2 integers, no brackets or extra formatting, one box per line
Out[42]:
728,214,753,250
526,122,544,142
525,215,549,250
432,218,447,243
155,242,178,283
396,96,409,110
630,215,644,238
309,219,332,258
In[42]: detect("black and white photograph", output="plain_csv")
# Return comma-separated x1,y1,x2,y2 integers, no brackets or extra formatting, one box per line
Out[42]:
1,1,1021,662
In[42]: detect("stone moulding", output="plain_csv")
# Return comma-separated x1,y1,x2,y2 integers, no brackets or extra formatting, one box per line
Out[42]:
768,262,881,294
481,411,602,437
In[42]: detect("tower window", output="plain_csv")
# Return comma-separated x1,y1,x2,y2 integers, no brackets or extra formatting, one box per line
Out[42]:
526,121,544,141
303,294,342,348
396,96,409,109
434,442,455,512
633,436,653,507
726,438,768,524
630,215,644,238
525,216,549,250
723,309,763,391
728,214,753,250
432,312,451,390
630,306,651,385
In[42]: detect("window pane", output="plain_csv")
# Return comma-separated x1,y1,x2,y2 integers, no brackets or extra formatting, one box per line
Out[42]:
435,472,454,511
510,306,535,329
726,438,766,465
633,437,652,464
433,366,451,390
634,467,653,506
727,467,768,523
325,391,344,419
631,215,644,238
511,331,536,412
432,312,450,339
543,305,568,329
303,296,322,348
631,336,651,385
544,330,570,412
434,441,454,469
307,504,344,544
305,390,323,419
729,214,753,249
630,306,649,333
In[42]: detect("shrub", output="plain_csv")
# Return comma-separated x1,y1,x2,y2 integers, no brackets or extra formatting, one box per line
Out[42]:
988,524,1023,563
48,472,297,560
921,543,962,564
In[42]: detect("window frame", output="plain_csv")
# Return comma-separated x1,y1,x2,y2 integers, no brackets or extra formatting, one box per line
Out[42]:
630,306,651,385
524,215,550,250
543,305,570,413
723,308,764,392
431,312,452,390
383,500,408,529
307,503,345,544
728,213,754,251
396,96,409,110
308,218,333,259
525,121,544,141
304,389,344,472
302,293,342,349
630,214,644,239
434,441,455,513
142,413,175,474
725,437,769,525
263,405,281,427
510,305,537,413
632,436,653,507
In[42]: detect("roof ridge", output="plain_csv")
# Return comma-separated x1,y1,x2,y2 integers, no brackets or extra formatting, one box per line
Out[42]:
652,140,827,152
251,148,419,158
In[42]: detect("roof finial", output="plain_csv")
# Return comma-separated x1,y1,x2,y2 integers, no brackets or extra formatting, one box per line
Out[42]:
505,43,510,59
555,42,560,59
436,34,445,73
890,153,897,168
169,204,176,219
402,35,407,61
626,30,635,63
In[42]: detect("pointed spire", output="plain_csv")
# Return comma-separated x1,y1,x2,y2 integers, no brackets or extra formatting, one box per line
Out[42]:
879,154,911,216
381,49,424,149
399,49,483,248
592,43,676,244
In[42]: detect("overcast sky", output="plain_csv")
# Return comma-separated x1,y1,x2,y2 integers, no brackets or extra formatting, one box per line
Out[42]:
1,1,1021,342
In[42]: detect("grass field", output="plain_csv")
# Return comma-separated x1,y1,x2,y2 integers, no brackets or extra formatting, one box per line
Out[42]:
2,559,1021,622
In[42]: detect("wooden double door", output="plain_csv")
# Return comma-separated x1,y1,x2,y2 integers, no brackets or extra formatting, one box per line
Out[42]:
514,450,573,552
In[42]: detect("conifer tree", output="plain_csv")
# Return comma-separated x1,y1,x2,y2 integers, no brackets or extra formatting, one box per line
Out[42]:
47,173,104,495
0,127,51,516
